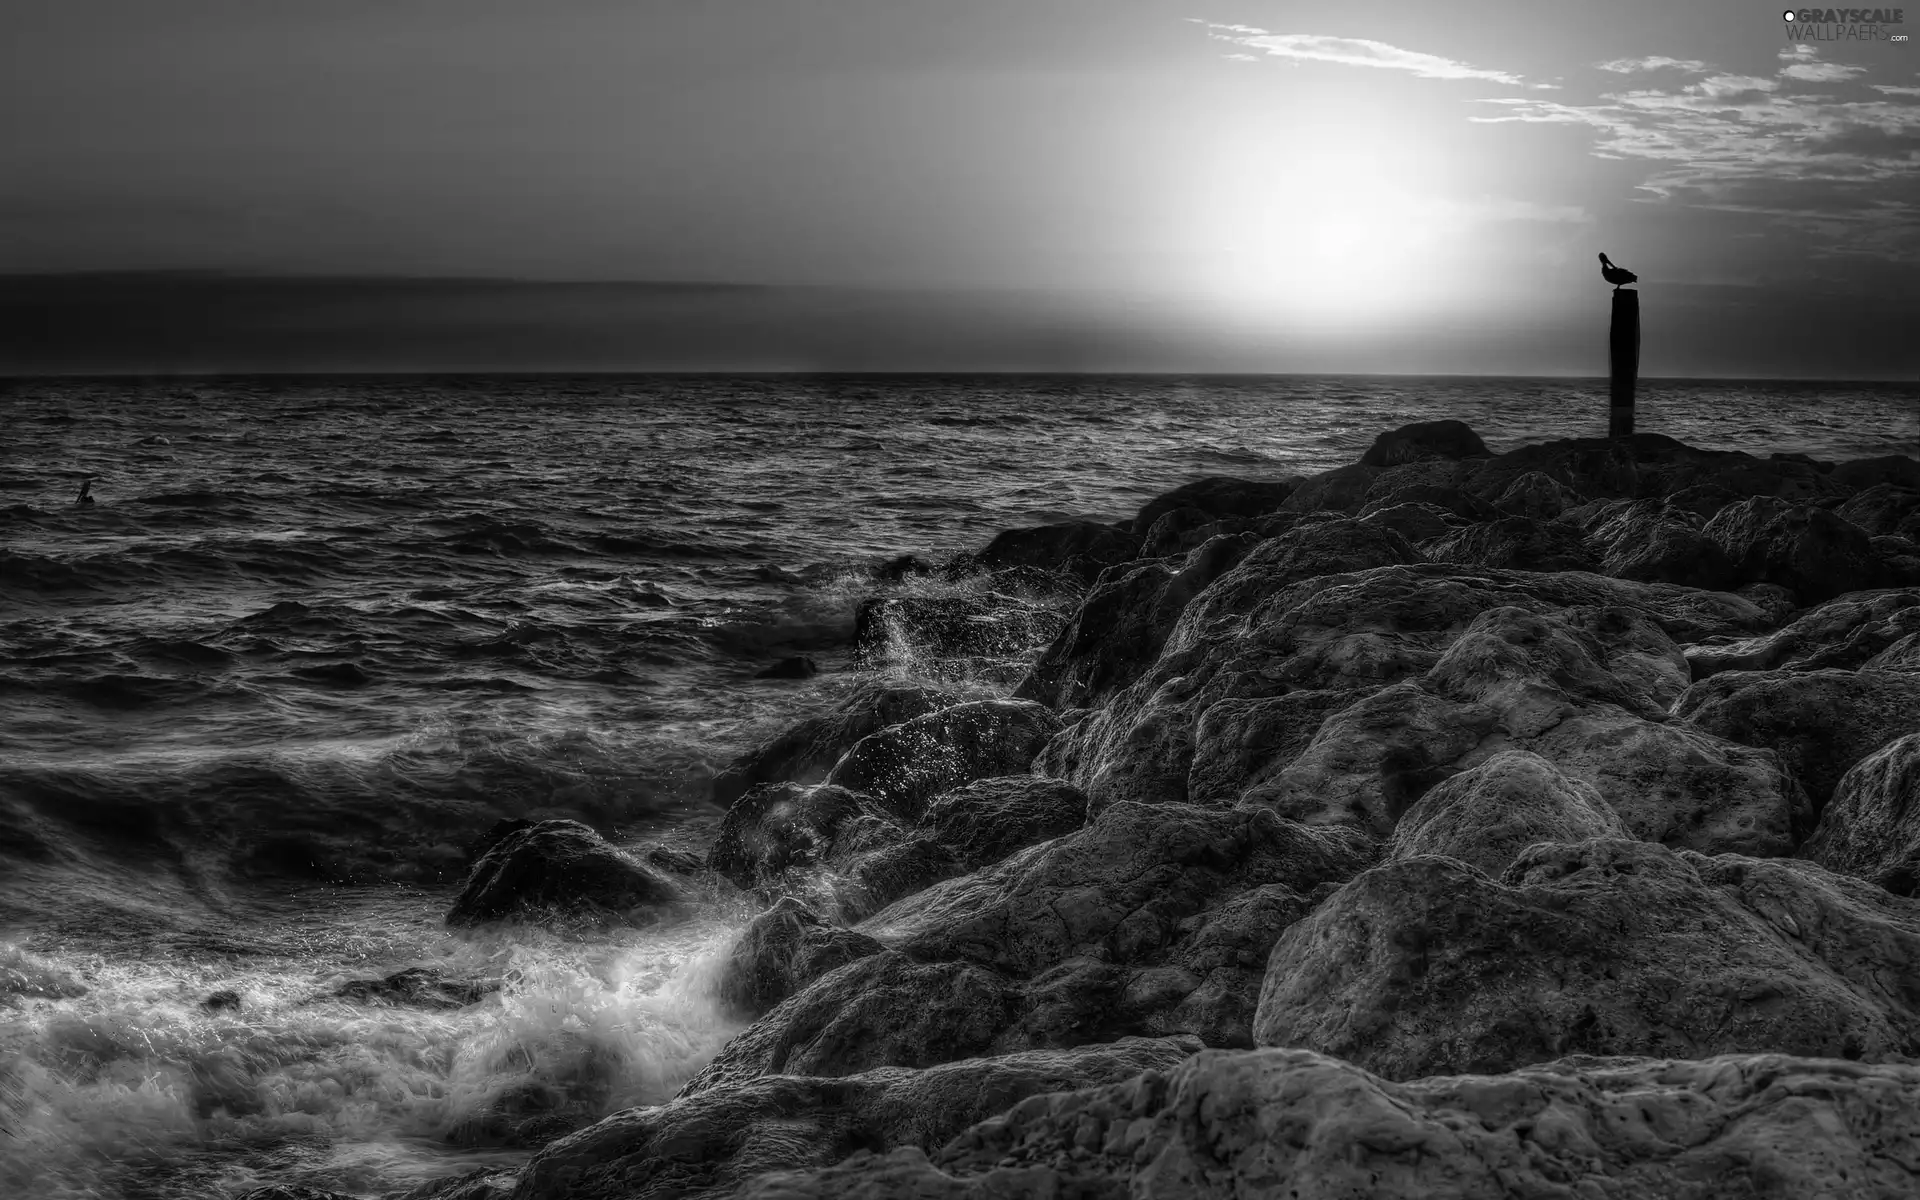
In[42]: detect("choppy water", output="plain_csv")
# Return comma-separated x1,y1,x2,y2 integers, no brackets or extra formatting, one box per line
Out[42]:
2,373,1916,1197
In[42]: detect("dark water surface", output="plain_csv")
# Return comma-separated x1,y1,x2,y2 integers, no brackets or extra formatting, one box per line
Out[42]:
2,373,1916,1196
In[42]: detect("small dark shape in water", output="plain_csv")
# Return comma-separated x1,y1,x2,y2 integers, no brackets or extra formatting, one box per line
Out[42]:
876,552,932,582
330,966,500,1010
756,654,819,680
203,989,242,1012
291,661,372,687
75,479,95,505
447,819,685,927
136,434,171,445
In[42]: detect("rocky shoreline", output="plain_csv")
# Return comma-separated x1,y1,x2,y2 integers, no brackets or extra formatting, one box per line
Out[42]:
252,421,1920,1199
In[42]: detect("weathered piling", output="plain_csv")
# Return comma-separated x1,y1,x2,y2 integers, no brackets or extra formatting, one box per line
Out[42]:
1609,288,1639,437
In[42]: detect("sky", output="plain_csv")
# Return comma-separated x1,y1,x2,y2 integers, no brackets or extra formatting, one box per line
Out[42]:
3,0,1917,375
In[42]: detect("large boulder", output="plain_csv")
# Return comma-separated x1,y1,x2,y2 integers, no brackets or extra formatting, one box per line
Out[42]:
1254,839,1920,1079
1420,516,1601,574
445,820,685,927
1801,733,1920,896
1275,463,1381,514
719,897,887,1017
1387,749,1626,876
1704,497,1883,604
1129,476,1298,534
1464,433,1847,509
1675,668,1920,815
1578,497,1739,590
737,1049,1920,1200
1830,454,1920,492
851,594,1066,678
960,521,1139,584
1686,589,1920,678
1836,483,1920,537
1490,469,1584,519
919,775,1090,871
1358,419,1490,467
711,684,961,808
512,1038,1198,1200
825,701,1062,821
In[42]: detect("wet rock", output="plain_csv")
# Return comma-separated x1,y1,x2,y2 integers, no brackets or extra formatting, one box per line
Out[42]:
1801,733,1920,896
1275,462,1381,514
0,945,87,1001
874,553,932,583
920,775,1090,870
851,594,1066,674
708,783,959,918
1014,532,1260,710
201,989,241,1012
959,521,1139,584
1129,476,1298,534
1675,668,1920,815
720,897,887,1017
710,684,961,808
1254,839,1920,1079
329,966,500,1010
1686,589,1920,678
1704,496,1883,604
1420,515,1601,573
446,819,685,928
741,1049,1920,1200
755,655,819,680
1387,749,1626,876
1138,508,1260,559
1358,419,1490,467
826,700,1062,822
514,1039,1197,1200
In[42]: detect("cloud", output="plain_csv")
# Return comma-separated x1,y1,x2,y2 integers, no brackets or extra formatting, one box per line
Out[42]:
1201,25,1542,87
1779,45,1868,83
1597,56,1712,74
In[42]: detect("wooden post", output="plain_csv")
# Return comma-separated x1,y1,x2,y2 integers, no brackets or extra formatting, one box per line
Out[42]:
1609,289,1639,437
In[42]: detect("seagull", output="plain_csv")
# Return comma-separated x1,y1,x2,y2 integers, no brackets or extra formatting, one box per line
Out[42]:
1598,253,1638,290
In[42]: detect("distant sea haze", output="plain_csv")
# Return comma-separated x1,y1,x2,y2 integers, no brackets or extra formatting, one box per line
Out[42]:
0,372,1915,1196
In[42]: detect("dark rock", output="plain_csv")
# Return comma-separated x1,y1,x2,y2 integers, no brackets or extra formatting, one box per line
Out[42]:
1465,433,1848,509
710,684,960,808
1686,589,1920,678
1139,507,1260,559
851,594,1067,675
742,1049,1920,1200
1675,668,1920,817
446,819,685,928
1275,462,1381,514
1358,419,1490,467
1580,497,1739,590
755,655,819,680
329,966,500,1010
1358,484,1498,524
1736,581,1801,626
1490,469,1584,519
1704,496,1882,604
1129,476,1298,535
874,553,932,582
1801,732,1920,896
1254,838,1920,1079
825,700,1062,822
1420,515,1601,574
514,1039,1198,1200
1837,483,1920,537
720,897,887,1017
1387,749,1626,876
202,989,242,1012
1831,454,1920,492
920,775,1090,870
1352,501,1458,543
960,521,1140,584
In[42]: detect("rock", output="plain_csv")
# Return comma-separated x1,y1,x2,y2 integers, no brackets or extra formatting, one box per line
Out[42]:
1387,750,1627,876
446,820,685,928
1736,581,1801,626
1685,589,1920,678
328,966,500,1010
1831,453,1920,492
1352,501,1457,543
960,521,1139,584
851,594,1067,676
1801,733,1920,896
720,897,886,1016
1873,535,1920,588
826,701,1063,822
1704,496,1883,604
1420,515,1601,574
737,1048,1920,1200
755,655,819,680
920,775,1090,870
1491,469,1584,519
711,684,961,807
1837,483,1920,536
1465,433,1847,509
513,1039,1197,1200
1254,839,1920,1079
1675,668,1920,814
1358,419,1490,467
1014,532,1260,710
874,553,932,582
1275,463,1381,514
1581,497,1739,590
201,989,241,1012
1129,476,1298,535
1358,484,1498,524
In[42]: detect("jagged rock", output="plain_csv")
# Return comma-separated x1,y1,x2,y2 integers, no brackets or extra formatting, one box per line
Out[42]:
960,521,1139,584
1491,469,1584,519
1255,839,1920,1079
1686,589,1920,678
734,1049,1920,1200
1736,581,1801,626
720,897,887,1017
920,776,1089,870
1358,419,1490,467
826,701,1062,821
1276,463,1381,514
1837,483,1920,536
1420,515,1600,573
446,820,684,927
711,684,961,807
514,1039,1198,1200
1704,496,1883,604
1676,668,1920,814
1358,484,1497,524
1579,497,1738,590
1387,749,1626,876
1014,532,1259,710
1802,732,1920,896
327,966,499,1010
851,594,1066,674
1130,476,1297,535
1353,501,1458,543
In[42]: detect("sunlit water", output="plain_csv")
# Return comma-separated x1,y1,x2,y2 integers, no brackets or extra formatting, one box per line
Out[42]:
2,373,1916,1196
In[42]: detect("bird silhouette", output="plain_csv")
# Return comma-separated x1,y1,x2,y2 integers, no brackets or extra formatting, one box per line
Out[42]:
1598,253,1637,290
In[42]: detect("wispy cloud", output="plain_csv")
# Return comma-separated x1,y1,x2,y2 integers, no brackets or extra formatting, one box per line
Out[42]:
1597,56,1712,75
1198,24,1546,87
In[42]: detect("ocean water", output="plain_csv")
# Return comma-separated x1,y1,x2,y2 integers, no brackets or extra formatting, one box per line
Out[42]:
2,373,1916,1197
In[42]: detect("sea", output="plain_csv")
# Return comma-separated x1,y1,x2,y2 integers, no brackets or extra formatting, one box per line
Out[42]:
2,373,1916,1198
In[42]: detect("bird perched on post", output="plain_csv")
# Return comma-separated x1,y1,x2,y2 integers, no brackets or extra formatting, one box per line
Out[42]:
1598,253,1637,290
